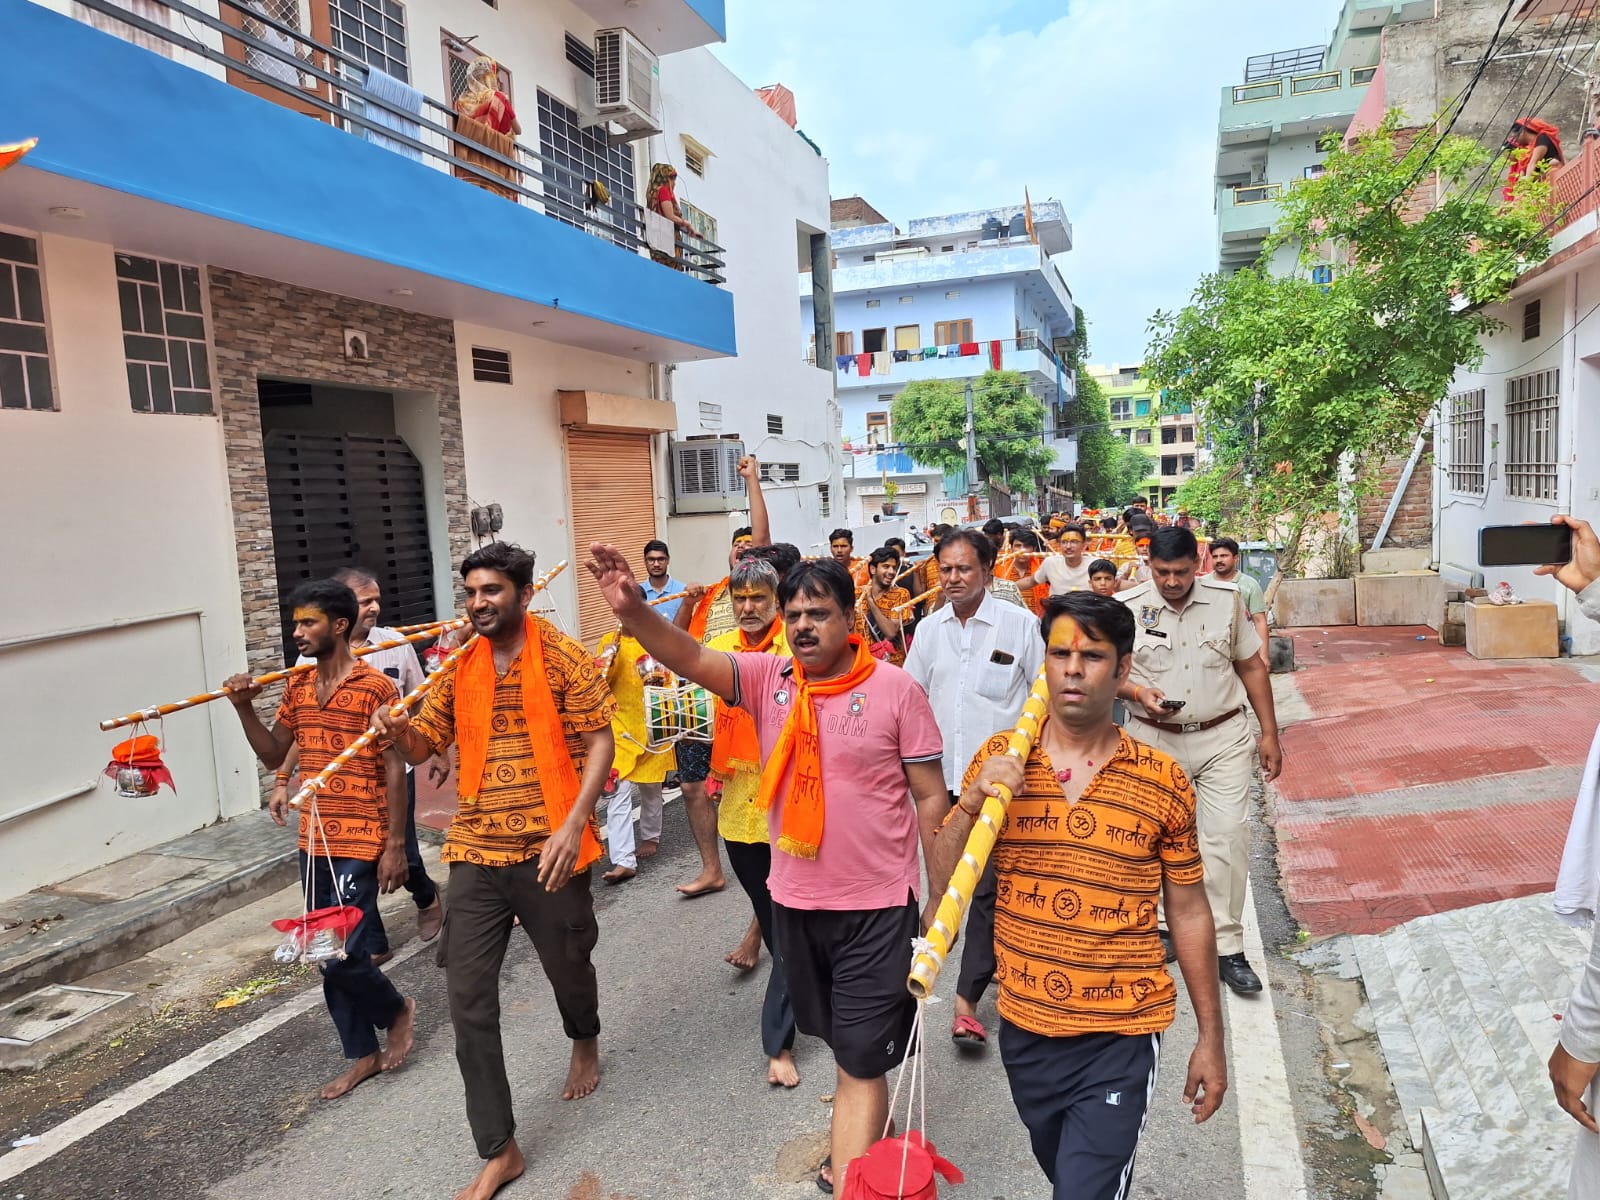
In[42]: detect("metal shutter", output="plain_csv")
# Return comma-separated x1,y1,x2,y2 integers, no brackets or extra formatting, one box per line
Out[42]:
567,430,656,645
264,431,436,663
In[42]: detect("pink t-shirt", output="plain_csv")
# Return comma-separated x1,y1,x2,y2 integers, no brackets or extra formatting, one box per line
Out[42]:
732,652,944,911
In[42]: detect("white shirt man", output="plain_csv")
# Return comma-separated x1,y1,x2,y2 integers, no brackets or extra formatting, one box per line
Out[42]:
904,530,1045,1044
1022,523,1093,595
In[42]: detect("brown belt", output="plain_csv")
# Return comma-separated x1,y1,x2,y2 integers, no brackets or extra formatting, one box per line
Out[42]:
1133,705,1245,735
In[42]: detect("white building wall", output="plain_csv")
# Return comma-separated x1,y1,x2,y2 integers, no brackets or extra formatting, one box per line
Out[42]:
654,47,839,565
0,230,254,902
1436,269,1600,653
451,322,662,633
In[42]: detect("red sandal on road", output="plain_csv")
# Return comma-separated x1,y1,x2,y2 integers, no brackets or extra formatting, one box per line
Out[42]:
950,1014,987,1045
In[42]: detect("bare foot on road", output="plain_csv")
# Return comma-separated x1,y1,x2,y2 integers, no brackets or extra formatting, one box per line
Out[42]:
725,919,761,971
453,1140,525,1200
563,1037,601,1100
381,997,416,1071
321,1052,382,1100
767,1050,800,1088
676,869,725,898
637,839,658,859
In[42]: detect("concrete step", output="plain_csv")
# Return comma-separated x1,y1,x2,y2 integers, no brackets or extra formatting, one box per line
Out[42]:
0,814,296,1005
1353,893,1589,1199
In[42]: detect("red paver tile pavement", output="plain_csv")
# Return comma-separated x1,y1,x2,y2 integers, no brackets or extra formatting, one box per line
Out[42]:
1271,627,1598,937
1278,797,1573,936
416,765,456,834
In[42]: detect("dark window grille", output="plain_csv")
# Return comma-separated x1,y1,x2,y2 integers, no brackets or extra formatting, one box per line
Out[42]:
1447,388,1486,494
535,89,636,232
766,413,783,434
0,230,54,411
1523,299,1542,341
329,0,409,82
115,253,213,414
1505,369,1559,500
565,32,595,77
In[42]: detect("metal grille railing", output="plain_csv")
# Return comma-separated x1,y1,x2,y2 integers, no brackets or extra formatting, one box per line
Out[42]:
70,0,726,286
1504,370,1560,501
1447,388,1486,495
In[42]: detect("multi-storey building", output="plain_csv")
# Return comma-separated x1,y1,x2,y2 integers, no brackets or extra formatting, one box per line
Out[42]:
800,199,1078,527
1090,364,1200,507
0,0,835,897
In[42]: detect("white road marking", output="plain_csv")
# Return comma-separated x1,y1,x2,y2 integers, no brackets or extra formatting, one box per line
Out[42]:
1230,877,1309,1200
0,939,428,1184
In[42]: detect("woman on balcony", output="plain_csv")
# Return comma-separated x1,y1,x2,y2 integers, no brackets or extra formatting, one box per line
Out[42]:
646,163,697,268
452,56,519,201
1504,117,1563,203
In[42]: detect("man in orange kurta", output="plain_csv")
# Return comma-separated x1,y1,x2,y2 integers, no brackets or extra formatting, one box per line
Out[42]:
379,542,615,1200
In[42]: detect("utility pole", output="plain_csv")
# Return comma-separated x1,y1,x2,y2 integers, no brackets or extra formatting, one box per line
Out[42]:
964,379,979,500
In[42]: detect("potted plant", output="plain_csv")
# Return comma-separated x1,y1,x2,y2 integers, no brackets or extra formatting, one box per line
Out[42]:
880,479,899,515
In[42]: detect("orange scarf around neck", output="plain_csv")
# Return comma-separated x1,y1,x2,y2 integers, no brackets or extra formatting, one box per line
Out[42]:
755,635,878,860
688,578,729,642
454,615,602,872
711,619,782,781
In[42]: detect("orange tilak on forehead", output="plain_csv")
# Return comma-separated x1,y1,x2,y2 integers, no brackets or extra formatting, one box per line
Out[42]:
293,606,328,623
1047,616,1095,653
731,587,773,603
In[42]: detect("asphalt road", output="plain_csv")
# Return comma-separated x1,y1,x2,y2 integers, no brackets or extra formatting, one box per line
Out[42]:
1,803,1293,1200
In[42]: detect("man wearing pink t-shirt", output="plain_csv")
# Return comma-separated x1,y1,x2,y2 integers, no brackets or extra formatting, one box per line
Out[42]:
585,549,948,1196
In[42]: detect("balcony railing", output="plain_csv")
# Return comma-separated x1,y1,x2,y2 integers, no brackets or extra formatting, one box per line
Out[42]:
823,334,1064,375
1547,146,1600,238
72,0,727,285
1229,67,1371,104
1231,183,1283,205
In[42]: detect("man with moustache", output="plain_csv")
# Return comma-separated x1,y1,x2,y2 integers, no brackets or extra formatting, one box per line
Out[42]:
931,592,1226,1198
223,579,417,1102
1118,526,1282,995
584,548,947,1196
904,529,1043,1048
374,542,615,1200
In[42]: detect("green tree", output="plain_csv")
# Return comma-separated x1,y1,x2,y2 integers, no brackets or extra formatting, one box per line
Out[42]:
1110,442,1156,504
1144,111,1550,569
890,370,1055,485
1059,308,1124,506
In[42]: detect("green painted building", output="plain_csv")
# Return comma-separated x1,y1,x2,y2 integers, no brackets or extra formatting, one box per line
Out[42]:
1089,363,1198,508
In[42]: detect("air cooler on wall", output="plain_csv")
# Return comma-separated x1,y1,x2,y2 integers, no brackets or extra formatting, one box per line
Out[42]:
671,436,746,515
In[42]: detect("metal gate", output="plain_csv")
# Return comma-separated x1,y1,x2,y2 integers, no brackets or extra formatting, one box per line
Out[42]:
264,431,436,663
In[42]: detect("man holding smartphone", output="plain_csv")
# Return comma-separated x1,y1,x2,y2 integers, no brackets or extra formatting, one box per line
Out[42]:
1538,516,1600,1198
1117,527,1283,996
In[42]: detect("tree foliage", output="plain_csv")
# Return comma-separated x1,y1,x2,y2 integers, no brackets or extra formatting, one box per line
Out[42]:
1143,111,1551,554
1058,307,1127,506
890,369,1055,484
1110,441,1156,503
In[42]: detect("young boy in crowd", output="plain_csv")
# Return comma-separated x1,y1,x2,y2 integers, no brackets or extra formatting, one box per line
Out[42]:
1088,559,1119,598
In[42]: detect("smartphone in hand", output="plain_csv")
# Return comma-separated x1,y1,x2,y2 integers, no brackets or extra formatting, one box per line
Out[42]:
1160,699,1186,712
1479,524,1574,567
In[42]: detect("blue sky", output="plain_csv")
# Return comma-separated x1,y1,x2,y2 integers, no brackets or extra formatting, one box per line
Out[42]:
711,0,1334,365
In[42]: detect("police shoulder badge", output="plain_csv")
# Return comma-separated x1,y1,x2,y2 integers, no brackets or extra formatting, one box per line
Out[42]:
1138,605,1162,629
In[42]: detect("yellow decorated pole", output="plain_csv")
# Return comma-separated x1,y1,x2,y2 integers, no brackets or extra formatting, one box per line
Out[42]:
288,561,567,809
907,668,1051,999
892,583,941,615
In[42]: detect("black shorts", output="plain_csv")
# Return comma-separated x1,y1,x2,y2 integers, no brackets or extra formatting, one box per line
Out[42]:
675,738,712,783
772,895,918,1079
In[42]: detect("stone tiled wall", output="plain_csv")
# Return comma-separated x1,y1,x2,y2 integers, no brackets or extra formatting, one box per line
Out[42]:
208,266,472,687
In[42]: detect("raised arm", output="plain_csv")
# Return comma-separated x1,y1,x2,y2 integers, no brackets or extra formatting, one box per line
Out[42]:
586,544,737,701
736,455,771,547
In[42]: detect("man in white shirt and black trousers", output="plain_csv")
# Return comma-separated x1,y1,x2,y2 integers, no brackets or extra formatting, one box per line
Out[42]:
905,528,1045,1049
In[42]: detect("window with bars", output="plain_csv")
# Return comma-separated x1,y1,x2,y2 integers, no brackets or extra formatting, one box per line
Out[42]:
536,89,635,229
1504,369,1560,500
116,254,213,415
442,31,511,107
241,0,311,85
1523,299,1542,341
330,0,408,82
0,231,54,411
766,413,784,434
818,484,830,519
471,346,512,383
1447,388,1486,494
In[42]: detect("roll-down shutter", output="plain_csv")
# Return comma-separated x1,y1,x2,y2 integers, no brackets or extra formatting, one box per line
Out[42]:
567,430,656,645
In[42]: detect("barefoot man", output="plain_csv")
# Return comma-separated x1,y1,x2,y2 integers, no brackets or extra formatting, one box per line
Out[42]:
674,453,772,899
375,542,615,1200
224,578,417,1101
587,549,948,1194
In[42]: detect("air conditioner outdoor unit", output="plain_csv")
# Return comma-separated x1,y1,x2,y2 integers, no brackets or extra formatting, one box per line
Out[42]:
671,436,747,515
594,28,660,136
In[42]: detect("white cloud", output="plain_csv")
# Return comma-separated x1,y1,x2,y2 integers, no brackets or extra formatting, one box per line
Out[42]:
711,0,1335,363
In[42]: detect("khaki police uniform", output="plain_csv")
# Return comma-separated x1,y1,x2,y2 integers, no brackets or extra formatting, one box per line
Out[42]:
1119,577,1261,955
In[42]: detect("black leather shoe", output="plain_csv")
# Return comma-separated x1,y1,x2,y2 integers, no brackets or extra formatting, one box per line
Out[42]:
1219,953,1262,995
1157,930,1177,963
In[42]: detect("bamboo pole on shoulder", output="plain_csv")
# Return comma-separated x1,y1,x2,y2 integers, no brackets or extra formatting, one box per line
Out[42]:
907,669,1050,999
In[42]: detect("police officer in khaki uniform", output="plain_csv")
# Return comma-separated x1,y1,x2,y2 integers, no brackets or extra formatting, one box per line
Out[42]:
1116,527,1283,995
